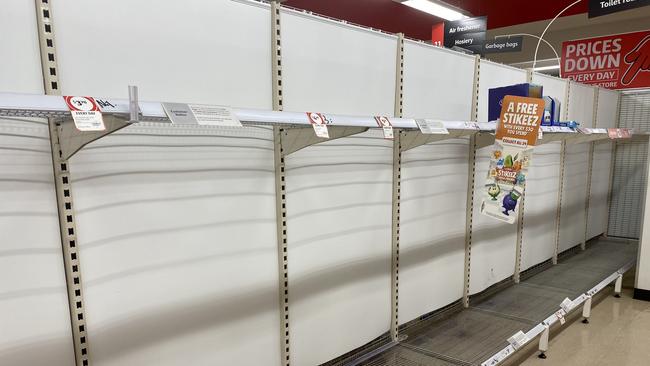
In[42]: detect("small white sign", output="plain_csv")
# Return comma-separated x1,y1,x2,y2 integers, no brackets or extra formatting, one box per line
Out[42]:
306,112,330,138
555,309,566,325
416,119,449,134
538,128,543,140
560,297,574,313
464,121,481,130
188,104,242,127
374,116,394,139
507,330,529,350
64,96,106,131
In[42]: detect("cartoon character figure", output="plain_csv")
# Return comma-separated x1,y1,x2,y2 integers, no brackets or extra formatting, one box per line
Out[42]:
502,190,521,216
496,158,505,168
516,172,526,185
489,168,497,177
487,184,501,200
493,150,502,159
504,154,514,168
522,155,530,168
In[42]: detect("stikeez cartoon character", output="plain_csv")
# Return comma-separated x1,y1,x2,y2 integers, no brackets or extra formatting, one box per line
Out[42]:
502,190,521,216
487,184,500,200
504,154,514,168
496,158,505,168
493,150,502,159
516,172,526,185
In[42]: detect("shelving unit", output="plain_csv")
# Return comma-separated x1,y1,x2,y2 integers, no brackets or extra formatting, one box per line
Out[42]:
0,1,647,366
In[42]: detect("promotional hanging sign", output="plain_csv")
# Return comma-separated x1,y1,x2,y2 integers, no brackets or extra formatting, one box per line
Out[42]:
443,16,487,55
561,30,650,89
63,96,106,131
607,128,633,139
374,116,394,139
306,112,330,138
589,0,650,18
162,103,242,127
483,36,524,54
480,95,544,224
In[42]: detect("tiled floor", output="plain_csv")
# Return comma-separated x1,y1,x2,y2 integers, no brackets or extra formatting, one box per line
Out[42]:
520,281,650,366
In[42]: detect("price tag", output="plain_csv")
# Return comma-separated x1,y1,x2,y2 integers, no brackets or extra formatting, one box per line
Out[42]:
464,121,481,130
560,297,574,313
608,128,632,139
162,103,242,127
538,128,543,140
555,309,566,325
416,119,449,134
507,330,529,350
64,96,106,131
306,112,330,138
578,127,592,134
374,116,394,140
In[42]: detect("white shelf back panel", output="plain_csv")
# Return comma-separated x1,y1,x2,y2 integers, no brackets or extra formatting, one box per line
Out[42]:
1,2,74,364
51,0,272,109
68,124,280,366
477,61,527,122
0,0,43,94
520,142,562,270
0,121,75,366
470,146,518,294
402,41,475,120
588,141,613,239
588,89,619,239
521,74,566,270
399,139,469,323
559,83,594,252
285,130,392,366
470,61,524,294
559,143,590,252
281,9,396,116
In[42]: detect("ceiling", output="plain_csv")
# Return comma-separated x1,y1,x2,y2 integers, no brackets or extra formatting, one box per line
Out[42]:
282,0,589,41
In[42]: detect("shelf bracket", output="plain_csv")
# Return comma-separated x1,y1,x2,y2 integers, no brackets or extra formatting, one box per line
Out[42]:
400,129,477,152
475,132,495,150
280,126,368,156
57,115,131,160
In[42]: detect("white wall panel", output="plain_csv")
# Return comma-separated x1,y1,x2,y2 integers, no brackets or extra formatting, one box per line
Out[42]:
0,0,43,94
399,139,468,323
477,61,527,122
68,125,279,366
470,146,518,294
559,83,595,252
470,61,525,294
520,74,566,270
51,0,272,109
402,41,474,120
281,9,396,115
0,2,74,365
0,122,75,366
588,89,619,239
520,143,562,270
285,131,392,366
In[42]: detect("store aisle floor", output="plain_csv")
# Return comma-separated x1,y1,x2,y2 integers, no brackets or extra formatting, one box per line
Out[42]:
521,278,650,366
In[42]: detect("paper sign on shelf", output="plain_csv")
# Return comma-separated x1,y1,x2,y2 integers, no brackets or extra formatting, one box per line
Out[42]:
162,102,242,127
560,297,574,313
374,116,394,140
578,127,593,134
63,96,106,131
608,128,633,139
480,95,544,224
306,112,330,138
416,119,449,134
507,330,529,350
555,309,567,325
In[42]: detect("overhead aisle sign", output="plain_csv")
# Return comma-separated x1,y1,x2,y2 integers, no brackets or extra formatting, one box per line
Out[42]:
589,0,650,18
481,96,544,224
561,30,650,89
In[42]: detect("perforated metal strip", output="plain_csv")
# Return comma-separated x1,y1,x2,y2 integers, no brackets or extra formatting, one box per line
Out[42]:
34,1,89,365
583,88,598,249
463,55,481,307
390,32,404,341
271,2,290,365
554,81,571,264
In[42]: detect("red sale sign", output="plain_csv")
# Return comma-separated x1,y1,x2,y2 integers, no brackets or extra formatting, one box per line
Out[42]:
561,30,650,89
